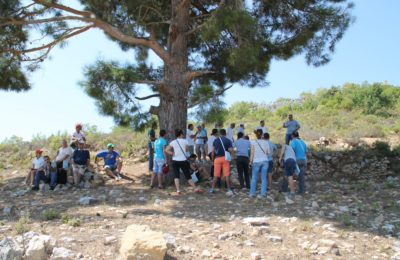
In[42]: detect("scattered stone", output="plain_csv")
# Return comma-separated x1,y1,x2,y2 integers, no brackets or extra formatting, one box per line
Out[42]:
3,206,17,217
244,240,255,246
251,252,262,260
267,236,282,243
242,217,269,226
104,236,117,245
163,234,176,249
201,250,212,257
50,247,76,260
138,197,147,202
78,196,98,205
25,235,47,260
312,201,319,208
339,206,349,213
0,237,23,260
382,224,395,235
119,224,167,260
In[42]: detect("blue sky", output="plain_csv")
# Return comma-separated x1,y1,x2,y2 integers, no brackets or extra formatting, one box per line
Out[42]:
1,0,399,141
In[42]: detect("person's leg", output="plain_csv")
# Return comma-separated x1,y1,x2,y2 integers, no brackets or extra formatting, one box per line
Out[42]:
195,145,201,160
201,145,207,161
236,157,245,189
49,172,57,189
117,160,123,173
285,134,291,145
211,157,223,190
32,171,41,189
148,153,154,174
243,157,250,189
249,162,260,197
260,161,268,197
268,160,273,188
297,160,306,194
288,176,295,193
172,161,181,192
188,145,194,155
105,168,117,179
222,159,231,190
150,158,158,187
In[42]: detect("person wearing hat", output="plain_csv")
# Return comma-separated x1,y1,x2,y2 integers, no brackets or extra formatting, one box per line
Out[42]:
26,149,45,187
70,123,86,149
71,139,90,186
95,143,123,180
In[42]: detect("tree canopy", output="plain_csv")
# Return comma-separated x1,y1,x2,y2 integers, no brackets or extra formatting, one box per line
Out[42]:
0,0,354,131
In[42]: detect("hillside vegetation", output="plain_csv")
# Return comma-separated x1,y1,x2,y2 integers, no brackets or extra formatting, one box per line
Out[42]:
0,82,399,170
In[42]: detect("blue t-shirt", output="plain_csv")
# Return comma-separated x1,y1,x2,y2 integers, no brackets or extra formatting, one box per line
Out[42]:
96,150,120,166
284,120,300,134
290,138,307,160
235,138,250,157
154,138,167,159
268,142,277,161
72,149,90,165
213,136,233,158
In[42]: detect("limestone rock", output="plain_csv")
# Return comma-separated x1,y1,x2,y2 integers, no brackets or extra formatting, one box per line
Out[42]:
242,217,269,226
0,237,23,260
251,252,262,260
79,196,98,205
50,247,75,260
119,224,167,260
25,235,47,260
267,235,283,243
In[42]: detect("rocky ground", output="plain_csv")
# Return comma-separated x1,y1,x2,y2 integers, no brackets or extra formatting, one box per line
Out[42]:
1,151,400,260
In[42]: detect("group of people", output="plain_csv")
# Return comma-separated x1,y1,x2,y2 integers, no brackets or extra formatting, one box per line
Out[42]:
28,124,124,191
147,114,308,199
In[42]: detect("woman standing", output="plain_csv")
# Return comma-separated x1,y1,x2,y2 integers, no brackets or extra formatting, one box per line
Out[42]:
165,129,203,194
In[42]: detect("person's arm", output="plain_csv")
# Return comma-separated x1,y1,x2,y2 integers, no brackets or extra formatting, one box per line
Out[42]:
279,145,285,162
283,121,287,128
165,144,173,156
295,122,301,132
249,144,254,165
211,146,215,161
163,145,169,162
86,151,90,167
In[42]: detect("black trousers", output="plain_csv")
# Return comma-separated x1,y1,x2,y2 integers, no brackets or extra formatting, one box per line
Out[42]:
236,156,250,189
56,161,67,184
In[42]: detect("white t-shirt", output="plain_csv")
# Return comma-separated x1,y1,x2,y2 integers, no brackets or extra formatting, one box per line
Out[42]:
251,139,271,163
207,135,217,154
283,144,296,161
237,126,245,134
186,129,194,146
226,127,234,141
256,126,267,134
56,146,74,162
71,131,86,142
170,138,189,161
32,157,45,170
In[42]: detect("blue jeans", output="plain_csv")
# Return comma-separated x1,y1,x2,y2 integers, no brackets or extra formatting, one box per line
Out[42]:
285,134,292,145
297,159,307,194
33,171,57,188
249,161,269,197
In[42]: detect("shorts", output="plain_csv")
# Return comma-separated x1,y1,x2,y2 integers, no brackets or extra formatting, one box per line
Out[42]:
284,158,296,177
214,156,230,178
153,158,165,174
195,144,205,154
104,165,117,171
72,164,86,175
267,160,274,174
172,160,191,180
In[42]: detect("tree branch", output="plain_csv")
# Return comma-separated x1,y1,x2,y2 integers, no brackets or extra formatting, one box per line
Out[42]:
2,25,94,57
0,16,92,27
135,94,160,101
33,0,92,17
186,70,215,82
188,84,233,108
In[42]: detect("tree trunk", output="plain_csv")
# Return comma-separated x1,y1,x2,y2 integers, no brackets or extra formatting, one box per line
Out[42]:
156,0,191,184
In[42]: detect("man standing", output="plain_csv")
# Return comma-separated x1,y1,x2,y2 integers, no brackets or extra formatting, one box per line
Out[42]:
186,124,195,155
95,143,123,180
210,129,235,196
235,132,251,190
283,114,300,144
290,132,308,195
237,123,245,135
151,130,168,188
71,140,90,186
195,125,207,161
226,123,235,142
255,120,268,134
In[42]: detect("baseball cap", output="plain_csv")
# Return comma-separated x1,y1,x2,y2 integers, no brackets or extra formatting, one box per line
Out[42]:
107,143,114,148
35,149,43,154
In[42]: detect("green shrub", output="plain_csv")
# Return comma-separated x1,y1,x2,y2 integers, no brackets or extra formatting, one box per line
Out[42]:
61,214,81,227
41,209,60,221
373,141,392,156
14,216,30,234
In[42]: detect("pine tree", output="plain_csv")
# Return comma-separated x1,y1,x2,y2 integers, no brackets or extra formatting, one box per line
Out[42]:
0,0,353,135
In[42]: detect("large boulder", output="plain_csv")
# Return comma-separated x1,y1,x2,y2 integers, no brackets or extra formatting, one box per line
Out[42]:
50,247,75,260
119,224,167,260
0,237,23,260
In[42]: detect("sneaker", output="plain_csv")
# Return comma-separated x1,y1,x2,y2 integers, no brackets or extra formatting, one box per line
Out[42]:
226,190,234,197
249,194,256,198
49,186,55,191
209,189,215,194
176,190,182,195
31,186,39,191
